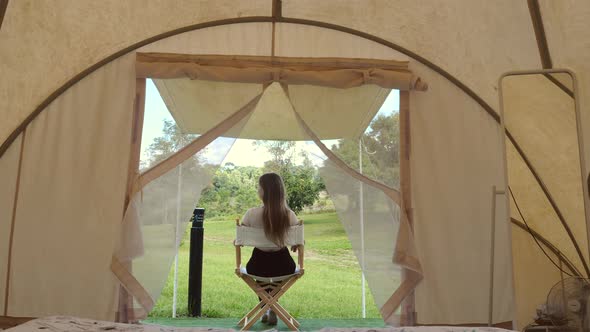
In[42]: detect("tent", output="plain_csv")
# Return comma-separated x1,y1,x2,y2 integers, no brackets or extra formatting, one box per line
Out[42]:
1,1,589,330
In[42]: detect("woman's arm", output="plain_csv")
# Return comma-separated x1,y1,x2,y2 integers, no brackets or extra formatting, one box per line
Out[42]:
288,210,299,226
241,209,250,226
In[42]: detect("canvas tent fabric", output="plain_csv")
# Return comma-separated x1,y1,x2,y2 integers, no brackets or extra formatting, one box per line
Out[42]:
0,1,589,331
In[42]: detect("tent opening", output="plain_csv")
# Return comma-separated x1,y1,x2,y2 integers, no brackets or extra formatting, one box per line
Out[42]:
136,79,404,320
111,52,424,326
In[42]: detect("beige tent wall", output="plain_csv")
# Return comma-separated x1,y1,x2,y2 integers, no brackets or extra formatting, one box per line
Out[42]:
507,143,574,329
275,23,410,60
0,133,22,316
540,0,590,228
502,73,588,329
4,55,136,320
410,61,513,325
138,23,272,55
275,22,514,324
511,225,562,330
0,0,271,145
503,74,587,270
281,0,541,110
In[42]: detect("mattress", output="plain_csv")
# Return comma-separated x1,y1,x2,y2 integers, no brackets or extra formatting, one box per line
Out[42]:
3,316,517,332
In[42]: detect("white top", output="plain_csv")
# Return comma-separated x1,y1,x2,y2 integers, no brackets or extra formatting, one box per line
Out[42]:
241,206,299,228
241,206,299,251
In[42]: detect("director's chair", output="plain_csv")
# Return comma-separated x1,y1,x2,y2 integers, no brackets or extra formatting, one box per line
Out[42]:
234,219,305,331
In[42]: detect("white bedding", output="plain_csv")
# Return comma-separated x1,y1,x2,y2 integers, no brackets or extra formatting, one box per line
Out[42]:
4,316,516,332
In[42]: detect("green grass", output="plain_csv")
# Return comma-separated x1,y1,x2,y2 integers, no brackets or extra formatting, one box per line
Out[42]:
149,212,386,319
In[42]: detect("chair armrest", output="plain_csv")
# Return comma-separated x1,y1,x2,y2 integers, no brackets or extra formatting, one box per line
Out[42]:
235,218,242,270
235,242,241,270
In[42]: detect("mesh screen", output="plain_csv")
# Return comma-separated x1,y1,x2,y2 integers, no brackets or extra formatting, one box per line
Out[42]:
129,137,242,304
117,80,261,315
117,79,407,317
290,85,403,311
288,85,399,189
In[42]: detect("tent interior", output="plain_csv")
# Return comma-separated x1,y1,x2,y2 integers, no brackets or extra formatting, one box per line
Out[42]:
1,1,590,331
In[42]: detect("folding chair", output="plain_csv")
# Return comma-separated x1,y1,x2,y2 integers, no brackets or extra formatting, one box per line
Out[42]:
234,219,305,331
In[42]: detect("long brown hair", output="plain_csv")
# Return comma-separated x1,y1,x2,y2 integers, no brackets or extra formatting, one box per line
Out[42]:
259,172,291,247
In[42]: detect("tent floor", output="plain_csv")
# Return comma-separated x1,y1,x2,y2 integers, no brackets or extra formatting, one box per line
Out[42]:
142,317,385,331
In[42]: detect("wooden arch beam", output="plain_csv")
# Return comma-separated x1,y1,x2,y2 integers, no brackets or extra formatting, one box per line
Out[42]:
0,0,9,31
527,0,574,97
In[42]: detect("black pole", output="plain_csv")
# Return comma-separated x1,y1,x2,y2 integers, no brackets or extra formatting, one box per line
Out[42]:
188,208,205,317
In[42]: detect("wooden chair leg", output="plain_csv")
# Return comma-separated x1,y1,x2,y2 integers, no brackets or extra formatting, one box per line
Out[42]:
253,277,301,331
238,278,282,326
270,302,300,327
237,275,302,331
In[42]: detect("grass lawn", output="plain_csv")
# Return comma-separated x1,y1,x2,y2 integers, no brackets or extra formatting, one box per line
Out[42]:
148,212,386,319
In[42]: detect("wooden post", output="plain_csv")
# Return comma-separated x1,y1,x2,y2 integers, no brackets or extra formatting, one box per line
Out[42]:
124,78,147,207
117,78,146,323
399,90,416,325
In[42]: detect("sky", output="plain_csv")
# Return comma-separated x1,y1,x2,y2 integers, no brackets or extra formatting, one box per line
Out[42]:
140,80,400,167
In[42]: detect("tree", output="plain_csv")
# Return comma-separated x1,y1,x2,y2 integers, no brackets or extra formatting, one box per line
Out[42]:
198,165,263,217
143,119,198,169
255,141,324,214
329,113,400,188
317,112,400,213
280,163,323,213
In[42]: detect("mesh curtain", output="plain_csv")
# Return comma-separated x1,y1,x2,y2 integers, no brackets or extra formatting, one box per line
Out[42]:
287,85,403,309
113,81,264,319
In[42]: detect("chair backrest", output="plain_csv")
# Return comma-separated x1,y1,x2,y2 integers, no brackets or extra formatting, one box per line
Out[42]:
235,224,304,248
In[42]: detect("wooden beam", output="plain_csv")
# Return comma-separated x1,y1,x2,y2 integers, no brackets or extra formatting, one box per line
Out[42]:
117,78,146,323
3,129,25,316
399,91,416,325
271,0,282,20
0,0,8,31
510,217,581,277
544,73,574,98
527,0,552,69
527,1,575,98
124,78,146,206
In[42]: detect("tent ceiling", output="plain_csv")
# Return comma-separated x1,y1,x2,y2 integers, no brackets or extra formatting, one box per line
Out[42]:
0,1,271,148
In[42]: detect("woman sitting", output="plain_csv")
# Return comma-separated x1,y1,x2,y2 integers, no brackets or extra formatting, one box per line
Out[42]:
241,172,299,325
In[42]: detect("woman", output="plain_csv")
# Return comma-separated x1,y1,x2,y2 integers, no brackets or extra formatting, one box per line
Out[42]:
241,172,299,325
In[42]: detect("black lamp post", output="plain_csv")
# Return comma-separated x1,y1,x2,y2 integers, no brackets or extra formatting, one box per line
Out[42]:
188,208,205,317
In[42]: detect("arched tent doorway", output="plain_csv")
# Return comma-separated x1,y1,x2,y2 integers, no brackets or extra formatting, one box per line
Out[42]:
1,2,589,330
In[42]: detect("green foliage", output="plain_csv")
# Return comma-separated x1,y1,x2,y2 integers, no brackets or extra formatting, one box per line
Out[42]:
198,165,263,218
279,164,324,214
143,119,198,169
329,113,400,189
256,141,325,214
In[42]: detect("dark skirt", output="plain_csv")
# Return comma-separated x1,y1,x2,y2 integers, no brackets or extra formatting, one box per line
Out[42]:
246,247,296,277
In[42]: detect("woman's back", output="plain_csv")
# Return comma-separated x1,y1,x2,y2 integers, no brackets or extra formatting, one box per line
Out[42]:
242,206,299,229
